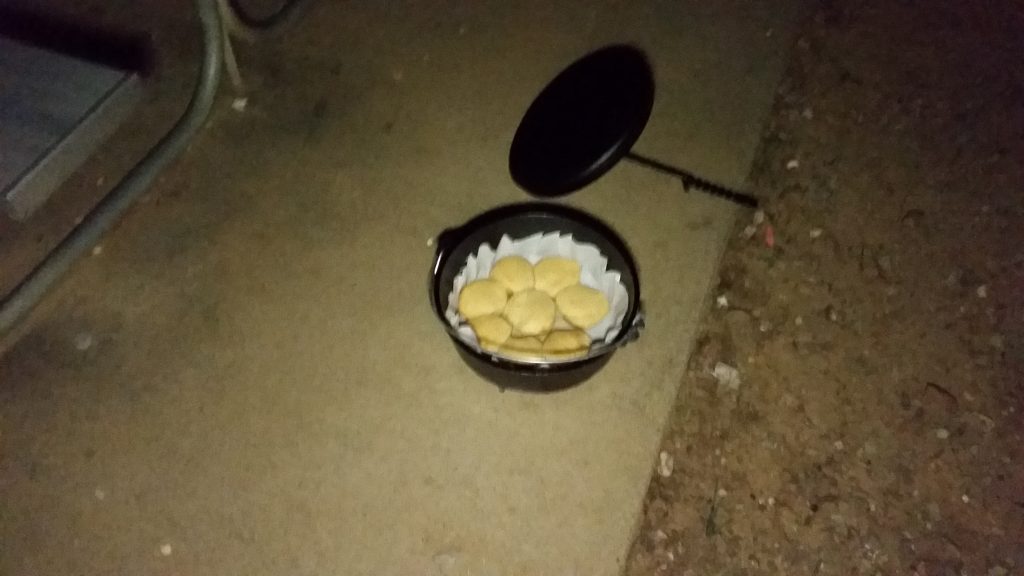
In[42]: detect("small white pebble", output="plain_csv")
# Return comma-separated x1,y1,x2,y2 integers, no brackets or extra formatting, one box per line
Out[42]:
833,440,845,451
961,494,970,504
426,237,435,247
809,228,823,239
976,285,988,298
786,158,800,170
935,428,950,440
91,245,103,256
752,210,765,225
94,488,105,500
712,362,742,391
717,488,728,498
741,224,758,239
160,543,173,556
715,294,729,309
657,451,674,478
231,97,248,112
767,496,775,507
869,501,876,512
74,332,94,351
794,316,803,326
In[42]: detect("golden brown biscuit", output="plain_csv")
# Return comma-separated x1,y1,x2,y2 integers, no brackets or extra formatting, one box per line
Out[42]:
555,284,610,329
498,336,544,361
503,289,556,337
533,257,582,297
489,256,534,293
542,329,591,360
468,314,512,351
458,279,508,319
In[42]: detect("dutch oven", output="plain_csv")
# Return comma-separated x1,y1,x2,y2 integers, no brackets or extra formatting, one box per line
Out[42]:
429,203,643,392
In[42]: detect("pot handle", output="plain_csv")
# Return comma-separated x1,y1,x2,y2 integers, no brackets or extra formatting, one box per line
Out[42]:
431,227,459,274
620,302,645,346
434,227,459,255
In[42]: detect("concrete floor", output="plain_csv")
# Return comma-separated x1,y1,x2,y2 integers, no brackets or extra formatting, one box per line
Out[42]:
0,2,804,574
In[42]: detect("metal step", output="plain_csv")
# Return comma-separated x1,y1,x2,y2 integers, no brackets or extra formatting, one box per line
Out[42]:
0,36,141,220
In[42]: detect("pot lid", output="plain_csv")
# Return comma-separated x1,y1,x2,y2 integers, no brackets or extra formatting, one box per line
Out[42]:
509,44,654,197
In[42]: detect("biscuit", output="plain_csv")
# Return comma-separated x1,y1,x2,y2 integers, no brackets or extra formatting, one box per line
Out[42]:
489,256,534,293
498,336,544,361
555,284,610,329
458,279,508,319
503,289,556,337
533,257,581,297
542,329,591,360
468,314,512,351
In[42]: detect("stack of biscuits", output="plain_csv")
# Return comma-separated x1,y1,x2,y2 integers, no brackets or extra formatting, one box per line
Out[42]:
457,256,611,361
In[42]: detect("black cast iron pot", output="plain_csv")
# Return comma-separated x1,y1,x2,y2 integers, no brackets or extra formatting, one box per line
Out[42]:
430,203,643,392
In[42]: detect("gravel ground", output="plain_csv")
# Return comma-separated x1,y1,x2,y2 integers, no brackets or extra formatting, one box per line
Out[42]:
626,2,1024,575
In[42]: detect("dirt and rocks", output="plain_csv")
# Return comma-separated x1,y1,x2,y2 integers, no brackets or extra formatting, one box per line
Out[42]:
627,1,1024,574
